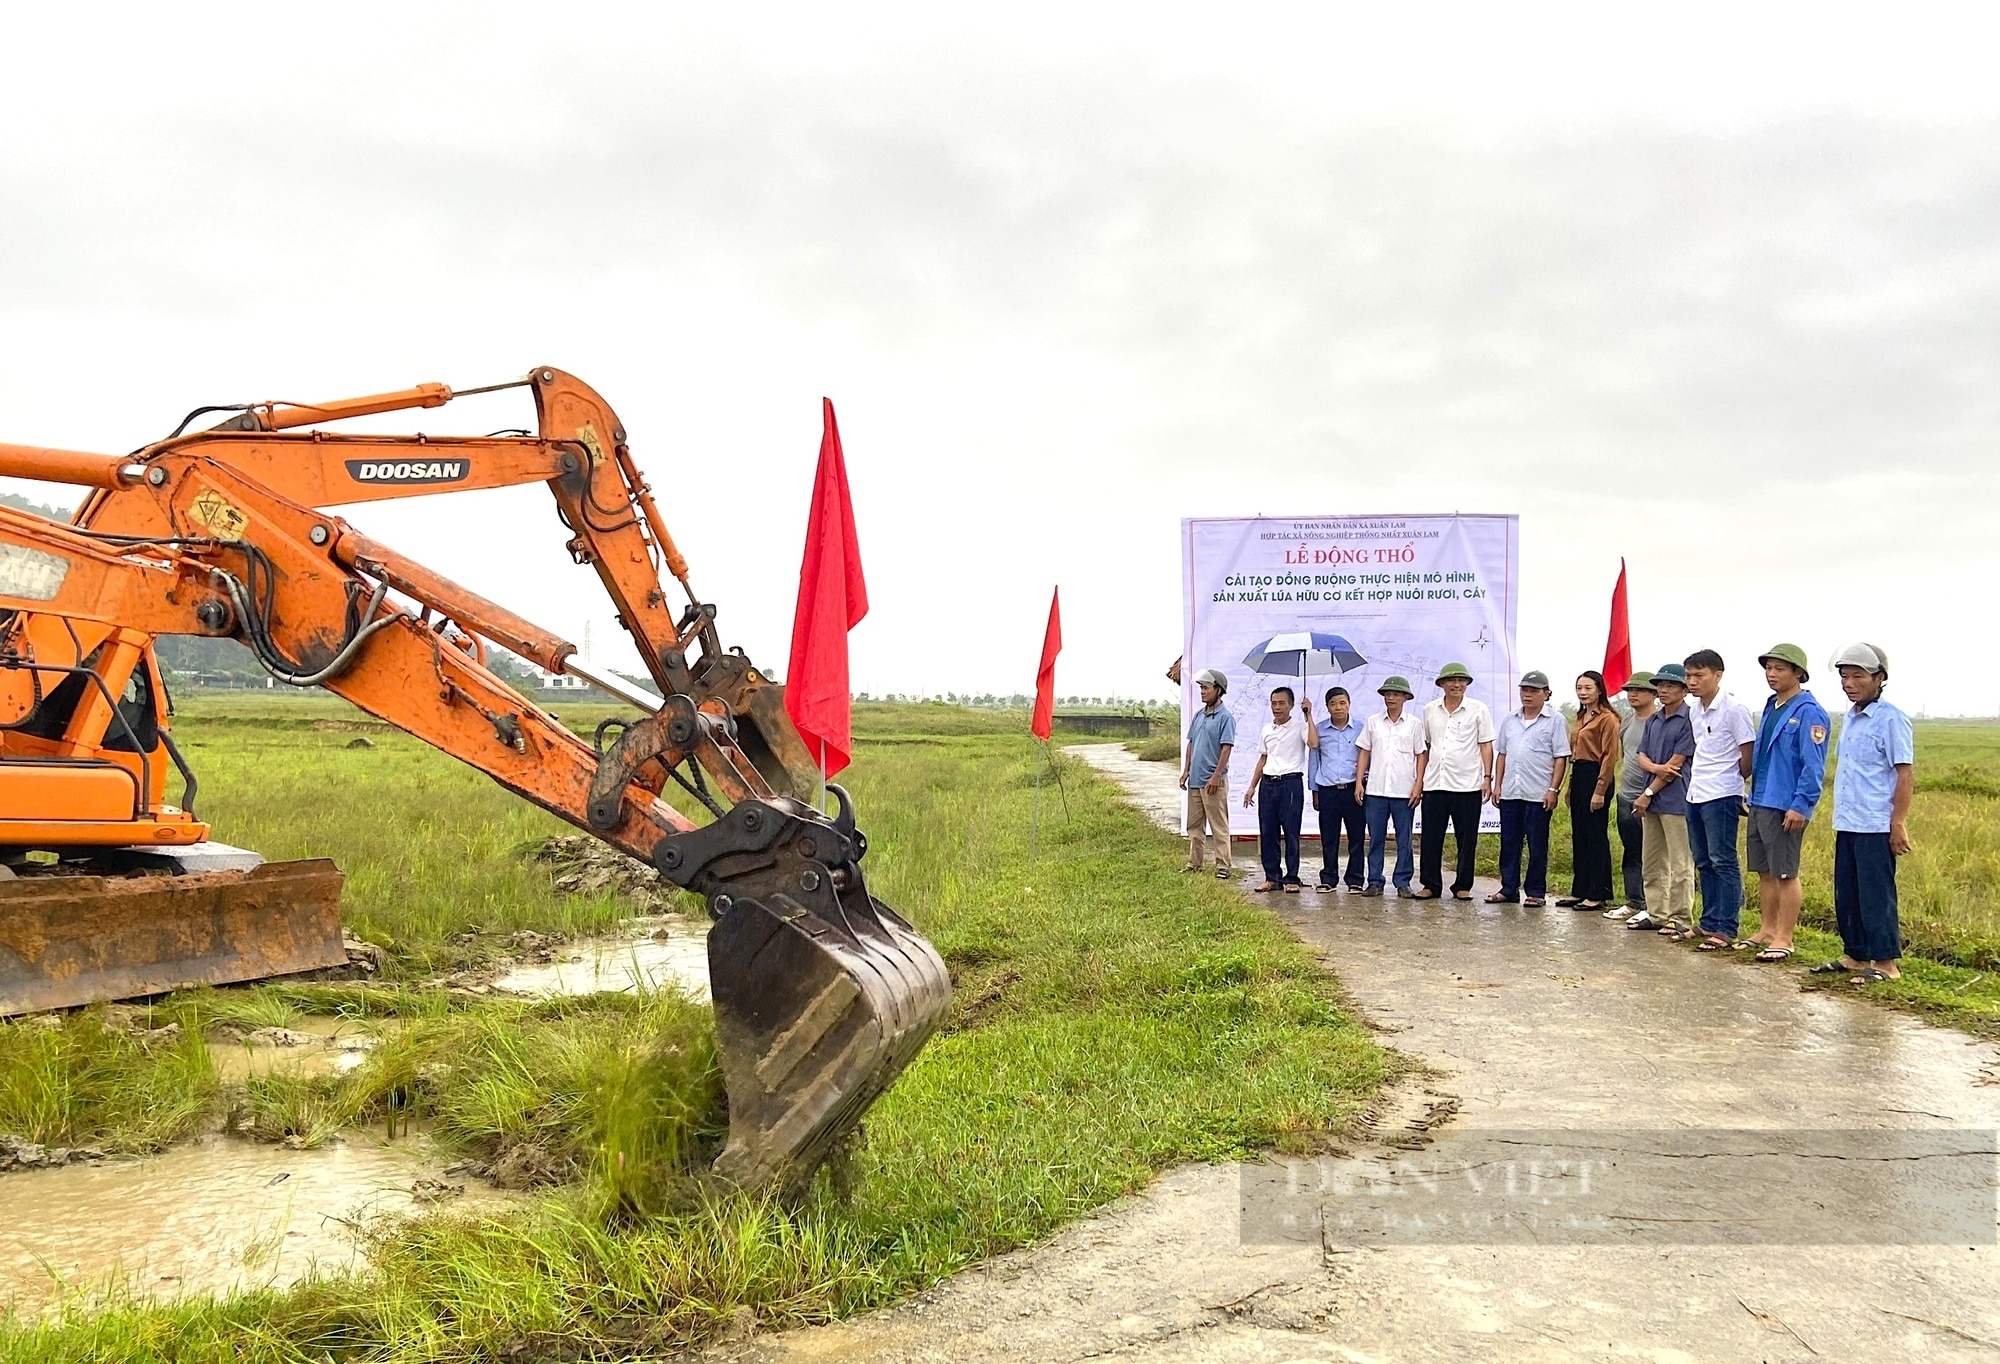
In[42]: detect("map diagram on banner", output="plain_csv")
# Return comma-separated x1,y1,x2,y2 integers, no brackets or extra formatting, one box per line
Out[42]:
1181,514,1519,835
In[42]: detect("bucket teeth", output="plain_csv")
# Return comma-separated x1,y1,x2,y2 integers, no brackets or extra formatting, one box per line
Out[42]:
0,859,346,1016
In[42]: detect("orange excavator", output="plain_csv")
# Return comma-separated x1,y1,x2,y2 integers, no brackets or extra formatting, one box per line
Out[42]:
0,368,950,1192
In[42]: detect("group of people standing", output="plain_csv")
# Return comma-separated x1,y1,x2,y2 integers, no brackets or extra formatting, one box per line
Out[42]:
1177,644,1913,986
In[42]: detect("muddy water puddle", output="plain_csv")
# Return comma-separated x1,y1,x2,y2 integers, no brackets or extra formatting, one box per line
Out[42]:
1,1132,513,1313
489,914,711,1001
207,1015,382,1082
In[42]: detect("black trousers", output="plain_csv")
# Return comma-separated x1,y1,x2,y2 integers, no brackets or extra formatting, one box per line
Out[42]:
1567,760,1614,902
1314,782,1366,887
1833,831,1901,962
1257,773,1305,884
1615,793,1646,909
1419,788,1483,895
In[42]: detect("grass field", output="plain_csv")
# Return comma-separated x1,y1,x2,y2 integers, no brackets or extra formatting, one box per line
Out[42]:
1135,713,2000,1030
0,699,1387,1358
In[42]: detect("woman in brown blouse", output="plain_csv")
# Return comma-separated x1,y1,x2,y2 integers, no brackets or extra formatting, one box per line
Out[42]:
1561,670,1621,910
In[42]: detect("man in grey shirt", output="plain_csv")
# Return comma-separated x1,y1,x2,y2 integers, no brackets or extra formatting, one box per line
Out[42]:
1607,671,1656,920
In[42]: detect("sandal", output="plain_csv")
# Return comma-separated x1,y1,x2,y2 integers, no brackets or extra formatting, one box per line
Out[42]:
1849,967,1894,985
1451,892,1475,901
1808,959,1855,975
1731,939,1765,951
1554,897,1582,908
1574,902,1605,912
1754,947,1793,963
1410,889,1440,900
1523,897,1546,908
1484,891,1517,904
1283,883,1302,894
1215,868,1232,879
1697,936,1731,952
1656,922,1682,936
1251,881,1278,893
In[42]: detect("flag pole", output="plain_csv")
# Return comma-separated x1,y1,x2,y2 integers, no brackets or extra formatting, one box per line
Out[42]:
1031,739,1044,865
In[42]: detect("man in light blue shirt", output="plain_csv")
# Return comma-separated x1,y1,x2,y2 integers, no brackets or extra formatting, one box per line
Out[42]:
1489,670,1571,906
1821,643,1914,986
1180,669,1239,877
1308,686,1366,892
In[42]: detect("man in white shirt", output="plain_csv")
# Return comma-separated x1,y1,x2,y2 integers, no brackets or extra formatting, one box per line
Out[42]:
1414,661,1496,901
1354,675,1426,897
1682,648,1757,949
1243,685,1319,893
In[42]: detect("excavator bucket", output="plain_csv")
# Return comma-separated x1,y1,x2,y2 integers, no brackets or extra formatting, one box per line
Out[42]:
659,787,951,1193
706,887,951,1192
0,860,347,1016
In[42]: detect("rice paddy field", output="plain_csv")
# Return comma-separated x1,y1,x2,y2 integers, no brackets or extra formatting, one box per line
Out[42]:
0,696,1387,1360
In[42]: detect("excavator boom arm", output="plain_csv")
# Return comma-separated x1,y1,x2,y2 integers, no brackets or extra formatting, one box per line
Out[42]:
0,374,948,1193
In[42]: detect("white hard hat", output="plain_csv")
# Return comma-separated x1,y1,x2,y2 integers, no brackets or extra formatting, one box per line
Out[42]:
1193,668,1229,693
1829,642,1889,674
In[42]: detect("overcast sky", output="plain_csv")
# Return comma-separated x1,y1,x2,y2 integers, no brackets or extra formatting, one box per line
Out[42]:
3,4,1996,713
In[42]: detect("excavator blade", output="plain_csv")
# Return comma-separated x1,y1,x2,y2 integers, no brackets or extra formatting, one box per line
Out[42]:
0,860,347,1016
704,882,951,1194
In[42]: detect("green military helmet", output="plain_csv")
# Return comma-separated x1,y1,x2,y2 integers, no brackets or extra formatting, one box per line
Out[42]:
1758,642,1810,683
1378,675,1415,698
1622,670,1657,693
1435,661,1474,683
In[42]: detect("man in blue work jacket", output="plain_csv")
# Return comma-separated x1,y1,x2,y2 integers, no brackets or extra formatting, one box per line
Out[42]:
1739,643,1830,963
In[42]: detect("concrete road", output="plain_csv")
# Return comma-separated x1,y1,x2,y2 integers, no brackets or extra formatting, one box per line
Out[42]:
712,746,2000,1363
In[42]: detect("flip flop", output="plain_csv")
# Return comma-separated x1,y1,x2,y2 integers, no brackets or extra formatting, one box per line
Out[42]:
1555,897,1582,908
1808,960,1854,975
1284,884,1302,894
1451,892,1475,901
1215,868,1232,879
1697,936,1732,952
1849,967,1894,985
1484,891,1517,904
1754,947,1793,963
1574,902,1605,912
1731,939,1764,951
1523,897,1546,908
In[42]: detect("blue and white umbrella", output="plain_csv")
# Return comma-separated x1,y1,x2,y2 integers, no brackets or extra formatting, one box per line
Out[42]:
1242,631,1368,693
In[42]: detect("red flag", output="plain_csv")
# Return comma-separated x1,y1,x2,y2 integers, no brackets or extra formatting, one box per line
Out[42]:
1602,559,1632,694
784,398,869,777
1031,587,1062,741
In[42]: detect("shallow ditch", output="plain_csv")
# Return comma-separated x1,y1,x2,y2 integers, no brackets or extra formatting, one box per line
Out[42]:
1,1130,514,1314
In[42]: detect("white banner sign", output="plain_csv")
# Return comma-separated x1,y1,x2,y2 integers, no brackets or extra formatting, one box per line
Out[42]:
1181,514,1520,835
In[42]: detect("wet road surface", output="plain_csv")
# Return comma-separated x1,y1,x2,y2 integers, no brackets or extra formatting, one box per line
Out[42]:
713,744,2000,1362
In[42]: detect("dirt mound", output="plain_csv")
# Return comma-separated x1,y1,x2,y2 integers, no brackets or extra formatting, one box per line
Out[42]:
528,835,685,912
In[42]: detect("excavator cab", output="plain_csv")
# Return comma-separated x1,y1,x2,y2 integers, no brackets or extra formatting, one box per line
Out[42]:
0,610,345,1013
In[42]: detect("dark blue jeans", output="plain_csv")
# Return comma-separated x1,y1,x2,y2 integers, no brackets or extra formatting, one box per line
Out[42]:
1496,798,1553,900
1257,773,1305,885
1365,793,1415,890
1687,797,1745,937
1833,831,1901,962
1314,782,1366,887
